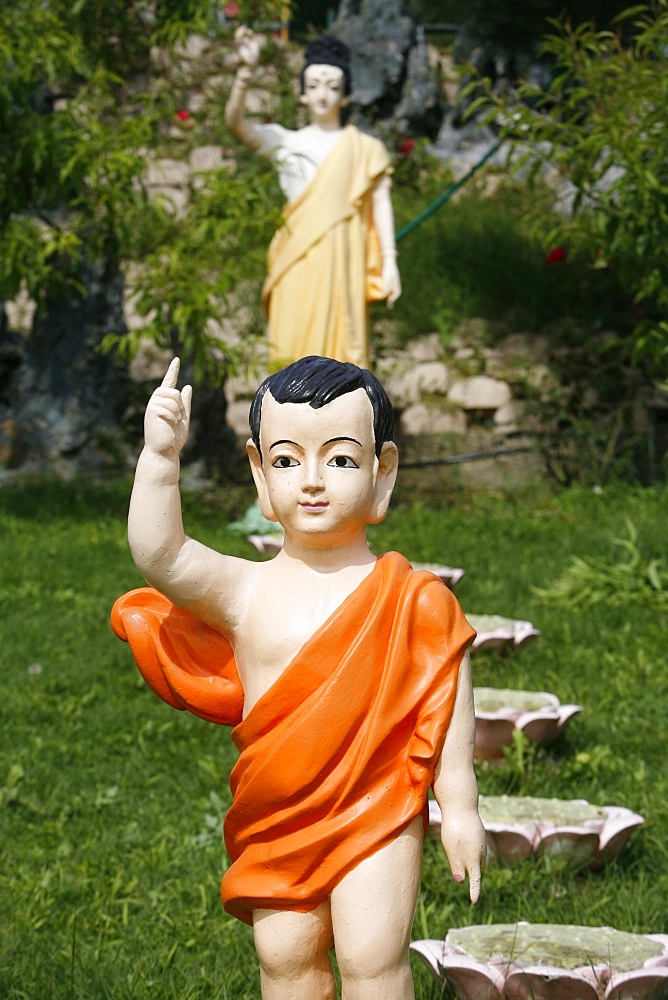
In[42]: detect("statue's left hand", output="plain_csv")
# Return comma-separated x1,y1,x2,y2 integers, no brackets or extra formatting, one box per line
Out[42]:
382,256,402,306
441,808,487,904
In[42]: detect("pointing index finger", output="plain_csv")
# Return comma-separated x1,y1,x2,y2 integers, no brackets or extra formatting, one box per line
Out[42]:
468,873,482,905
161,357,180,390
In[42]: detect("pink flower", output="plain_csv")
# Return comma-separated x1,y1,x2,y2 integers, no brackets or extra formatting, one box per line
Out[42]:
398,138,415,156
223,2,240,16
545,246,567,264
176,109,190,122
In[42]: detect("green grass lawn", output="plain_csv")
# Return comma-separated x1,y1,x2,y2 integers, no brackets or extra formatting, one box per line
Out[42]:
1,475,666,998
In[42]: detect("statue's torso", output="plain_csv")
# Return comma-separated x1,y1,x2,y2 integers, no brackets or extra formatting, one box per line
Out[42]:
231,555,376,714
257,123,346,201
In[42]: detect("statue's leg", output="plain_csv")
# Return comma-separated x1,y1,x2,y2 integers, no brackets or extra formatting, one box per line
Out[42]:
330,815,424,1000
252,900,336,1000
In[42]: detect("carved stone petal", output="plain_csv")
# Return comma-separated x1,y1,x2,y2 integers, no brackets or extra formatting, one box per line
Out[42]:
439,956,506,1000
408,938,445,979
517,709,563,745
505,966,601,1000
475,716,516,758
486,825,536,862
519,704,582,745
512,620,542,649
557,703,585,728
474,632,518,651
645,933,668,965
410,941,505,1000
605,967,668,1000
594,807,645,869
535,828,600,869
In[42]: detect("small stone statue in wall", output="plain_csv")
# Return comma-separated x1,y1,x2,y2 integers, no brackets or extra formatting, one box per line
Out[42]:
113,356,485,1000
225,28,401,369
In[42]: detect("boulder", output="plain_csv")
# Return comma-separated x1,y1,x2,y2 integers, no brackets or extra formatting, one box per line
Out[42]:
447,375,512,411
400,402,466,437
189,145,227,173
145,158,190,187
405,332,443,363
226,398,252,438
333,0,443,137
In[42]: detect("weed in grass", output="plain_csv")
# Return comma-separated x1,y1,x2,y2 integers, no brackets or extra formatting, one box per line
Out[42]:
534,518,668,607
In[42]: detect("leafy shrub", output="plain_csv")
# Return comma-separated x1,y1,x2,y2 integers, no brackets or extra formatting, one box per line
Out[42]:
0,0,290,384
465,3,668,374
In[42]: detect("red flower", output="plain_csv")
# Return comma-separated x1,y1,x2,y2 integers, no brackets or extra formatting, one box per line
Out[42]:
176,109,190,122
545,246,567,264
398,138,415,156
223,1,240,15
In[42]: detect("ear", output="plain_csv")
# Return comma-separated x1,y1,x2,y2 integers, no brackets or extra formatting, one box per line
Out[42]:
299,93,309,105
368,441,399,525
340,95,350,108
246,439,279,523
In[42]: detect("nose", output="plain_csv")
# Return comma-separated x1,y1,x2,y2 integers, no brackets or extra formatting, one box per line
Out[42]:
302,456,324,493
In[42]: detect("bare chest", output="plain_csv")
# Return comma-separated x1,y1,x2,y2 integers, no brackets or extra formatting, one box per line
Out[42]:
232,564,373,713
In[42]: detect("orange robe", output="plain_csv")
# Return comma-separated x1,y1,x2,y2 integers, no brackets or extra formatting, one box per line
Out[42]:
111,552,475,926
261,125,391,368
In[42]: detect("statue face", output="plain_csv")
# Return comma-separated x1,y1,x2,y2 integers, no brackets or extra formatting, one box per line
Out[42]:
301,63,348,124
248,388,397,547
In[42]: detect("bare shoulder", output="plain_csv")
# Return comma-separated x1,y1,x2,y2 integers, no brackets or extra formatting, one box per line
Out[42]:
174,542,266,635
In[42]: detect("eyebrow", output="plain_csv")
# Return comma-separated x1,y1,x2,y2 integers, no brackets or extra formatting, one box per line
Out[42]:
268,436,363,450
269,439,299,450
324,436,363,448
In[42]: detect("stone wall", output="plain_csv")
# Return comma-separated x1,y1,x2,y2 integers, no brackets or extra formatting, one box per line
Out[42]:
220,320,558,492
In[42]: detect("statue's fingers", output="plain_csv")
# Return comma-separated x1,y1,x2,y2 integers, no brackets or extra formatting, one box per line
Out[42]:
181,384,193,423
152,398,181,423
161,357,180,390
468,870,482,905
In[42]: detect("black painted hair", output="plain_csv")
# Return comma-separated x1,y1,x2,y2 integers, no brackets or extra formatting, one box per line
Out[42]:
300,34,352,97
249,356,395,460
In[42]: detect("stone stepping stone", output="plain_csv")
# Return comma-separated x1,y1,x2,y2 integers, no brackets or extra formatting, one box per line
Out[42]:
473,687,581,758
468,613,541,653
428,796,644,870
411,923,668,1000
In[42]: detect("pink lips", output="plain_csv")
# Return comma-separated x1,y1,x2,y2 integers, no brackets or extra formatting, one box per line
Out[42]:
300,502,328,513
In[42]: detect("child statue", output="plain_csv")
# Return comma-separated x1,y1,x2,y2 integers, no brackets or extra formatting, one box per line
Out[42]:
112,356,485,1000
225,29,401,369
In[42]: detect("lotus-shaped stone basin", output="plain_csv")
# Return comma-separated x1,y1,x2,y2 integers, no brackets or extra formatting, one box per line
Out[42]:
468,614,541,653
411,563,466,588
411,923,668,1000
428,796,644,870
473,687,581,759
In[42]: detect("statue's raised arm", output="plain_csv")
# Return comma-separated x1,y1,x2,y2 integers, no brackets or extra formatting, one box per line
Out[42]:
225,26,263,150
126,358,246,632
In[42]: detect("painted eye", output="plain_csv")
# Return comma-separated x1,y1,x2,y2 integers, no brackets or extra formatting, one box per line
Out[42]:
272,456,298,469
327,456,358,469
